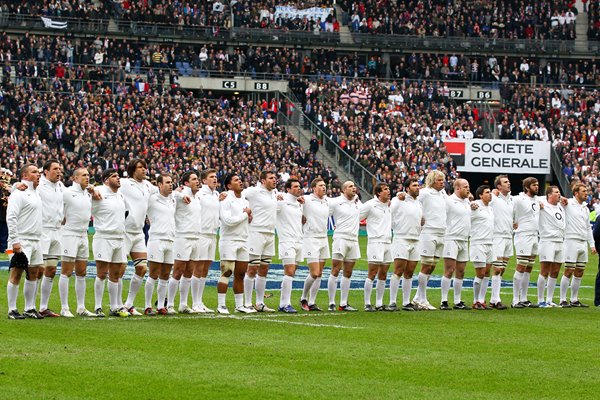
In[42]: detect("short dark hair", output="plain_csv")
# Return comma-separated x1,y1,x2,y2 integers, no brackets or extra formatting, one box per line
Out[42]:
404,177,418,188
156,173,172,184
522,177,538,191
127,158,147,178
223,173,238,190
102,168,118,182
311,178,324,188
475,185,490,199
20,164,37,179
374,182,388,196
545,185,559,197
494,174,508,189
42,159,60,172
200,168,217,181
260,170,276,181
180,170,198,186
285,178,301,191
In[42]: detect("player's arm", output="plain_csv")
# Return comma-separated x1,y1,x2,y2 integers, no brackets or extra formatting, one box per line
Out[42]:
6,192,22,250
359,201,371,221
220,199,248,226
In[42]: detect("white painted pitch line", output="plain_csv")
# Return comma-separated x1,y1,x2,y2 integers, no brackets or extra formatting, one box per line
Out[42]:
237,316,363,329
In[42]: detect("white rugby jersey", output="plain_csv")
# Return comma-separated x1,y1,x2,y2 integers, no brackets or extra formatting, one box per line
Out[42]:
120,178,157,234
147,192,176,241
198,185,220,235
513,193,542,235
276,193,303,243
38,175,64,230
565,198,594,247
359,198,392,243
175,186,202,238
470,200,494,244
490,192,513,238
302,194,330,239
219,191,250,241
329,194,361,241
62,183,92,235
243,184,277,234
445,194,471,241
92,185,126,239
538,200,565,242
391,195,422,240
418,187,447,236
6,180,43,245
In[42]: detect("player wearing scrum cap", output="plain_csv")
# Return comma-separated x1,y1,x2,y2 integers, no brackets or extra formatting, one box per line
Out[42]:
440,179,472,311
300,178,330,312
488,175,513,310
512,177,543,308
359,183,393,312
413,170,447,311
91,169,128,318
276,178,305,313
327,181,361,312
470,185,495,310
243,170,278,312
143,174,177,316
217,174,255,314
560,183,597,307
58,168,95,317
37,159,65,318
390,178,422,311
6,164,44,319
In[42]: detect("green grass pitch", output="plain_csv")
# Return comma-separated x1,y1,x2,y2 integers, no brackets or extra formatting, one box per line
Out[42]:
1,236,599,399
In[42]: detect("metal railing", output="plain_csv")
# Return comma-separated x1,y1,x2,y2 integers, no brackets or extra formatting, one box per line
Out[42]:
279,91,377,197
1,13,598,56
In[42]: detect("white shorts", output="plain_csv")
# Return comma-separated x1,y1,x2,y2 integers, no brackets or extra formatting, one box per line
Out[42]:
147,239,174,264
219,240,249,262
248,232,275,257
470,243,494,265
514,233,538,257
392,238,419,262
279,241,303,265
198,234,217,261
443,240,469,262
61,234,89,260
17,239,44,266
174,237,201,262
419,233,444,259
564,239,589,266
331,238,360,261
302,237,330,261
41,229,62,257
493,237,514,259
93,237,126,263
367,241,392,264
538,241,564,263
124,232,146,255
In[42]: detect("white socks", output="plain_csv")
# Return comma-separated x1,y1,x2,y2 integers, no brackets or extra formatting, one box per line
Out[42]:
75,276,86,311
327,274,338,305
491,275,501,304
364,278,373,306
191,276,201,307
479,277,489,304
308,277,321,305
402,276,412,306
441,276,451,302
217,292,226,307
244,274,255,307
453,279,463,304
375,279,385,308
39,276,53,311
167,277,179,308
7,282,18,311
537,275,547,304
108,280,119,310
94,277,105,310
302,275,315,302
512,271,524,304
521,271,531,301
179,277,191,308
59,275,70,310
389,274,401,305
256,276,267,305
415,272,429,304
280,275,293,308
125,274,143,309
144,277,156,309
571,276,582,302
473,277,482,304
546,277,557,303
234,293,243,308
340,276,351,306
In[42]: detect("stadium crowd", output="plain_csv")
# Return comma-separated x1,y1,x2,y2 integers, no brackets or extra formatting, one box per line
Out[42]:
342,0,579,40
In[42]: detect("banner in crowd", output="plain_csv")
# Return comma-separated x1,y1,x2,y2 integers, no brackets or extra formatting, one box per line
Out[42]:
446,139,551,174
41,17,68,29
274,6,333,22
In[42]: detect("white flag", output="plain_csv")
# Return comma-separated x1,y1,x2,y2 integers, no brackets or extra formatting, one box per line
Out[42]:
41,17,68,29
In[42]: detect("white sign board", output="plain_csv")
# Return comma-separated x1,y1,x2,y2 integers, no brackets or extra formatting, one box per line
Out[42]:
458,139,551,174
